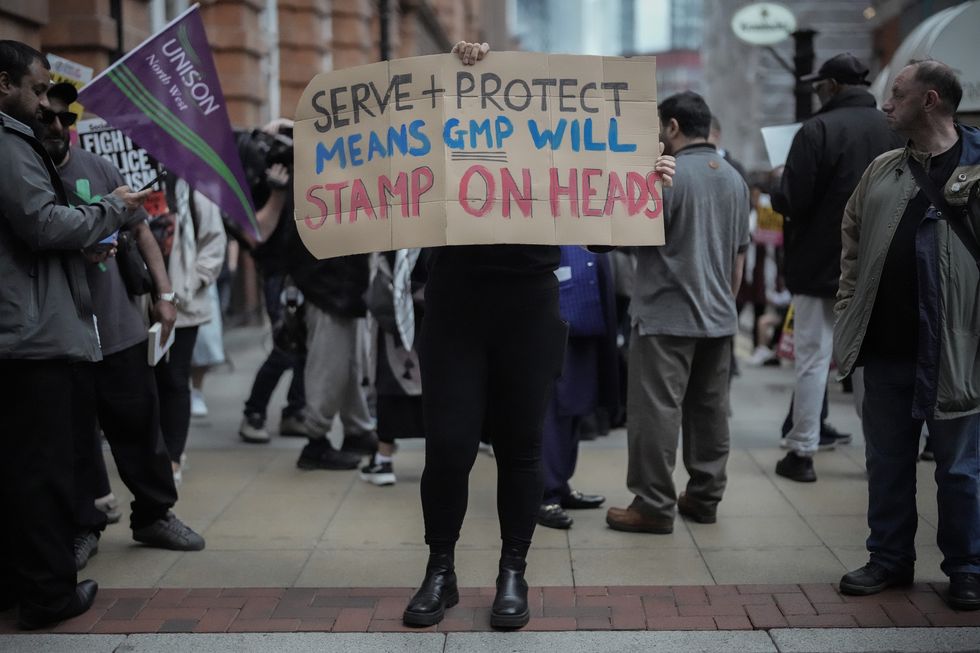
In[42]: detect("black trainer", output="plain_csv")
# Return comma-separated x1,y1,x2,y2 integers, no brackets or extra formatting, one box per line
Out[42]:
537,504,573,529
133,512,205,551
948,573,980,610
775,451,817,482
821,422,852,445
839,562,914,596
297,438,361,470
360,455,396,486
342,431,379,456
74,531,100,570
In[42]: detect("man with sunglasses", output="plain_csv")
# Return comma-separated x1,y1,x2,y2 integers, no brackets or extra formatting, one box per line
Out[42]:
39,81,205,572
772,53,902,483
0,40,150,629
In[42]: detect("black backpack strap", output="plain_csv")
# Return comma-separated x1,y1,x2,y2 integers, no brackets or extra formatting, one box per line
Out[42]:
907,157,980,269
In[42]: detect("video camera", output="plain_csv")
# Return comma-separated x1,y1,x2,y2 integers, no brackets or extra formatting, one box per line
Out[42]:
235,125,294,208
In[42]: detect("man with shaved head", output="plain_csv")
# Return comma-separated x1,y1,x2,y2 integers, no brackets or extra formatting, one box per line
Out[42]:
833,59,980,610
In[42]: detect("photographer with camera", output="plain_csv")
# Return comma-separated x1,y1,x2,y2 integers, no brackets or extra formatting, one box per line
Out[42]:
238,119,312,443
237,119,376,467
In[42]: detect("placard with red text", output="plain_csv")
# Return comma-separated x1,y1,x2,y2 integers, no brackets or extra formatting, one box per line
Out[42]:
293,52,663,258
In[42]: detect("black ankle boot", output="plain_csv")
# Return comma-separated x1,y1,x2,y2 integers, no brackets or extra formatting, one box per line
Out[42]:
491,556,530,629
403,553,458,627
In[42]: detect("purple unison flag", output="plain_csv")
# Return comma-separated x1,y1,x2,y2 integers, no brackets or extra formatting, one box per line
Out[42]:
78,5,258,238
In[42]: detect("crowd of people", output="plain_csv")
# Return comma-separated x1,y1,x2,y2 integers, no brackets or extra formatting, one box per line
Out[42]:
1,36,978,633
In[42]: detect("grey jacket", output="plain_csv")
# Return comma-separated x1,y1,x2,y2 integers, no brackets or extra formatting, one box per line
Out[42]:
167,179,227,328
834,125,980,419
0,111,137,361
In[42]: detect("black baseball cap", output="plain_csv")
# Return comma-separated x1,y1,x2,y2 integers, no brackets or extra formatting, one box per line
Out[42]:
47,82,79,104
800,53,871,86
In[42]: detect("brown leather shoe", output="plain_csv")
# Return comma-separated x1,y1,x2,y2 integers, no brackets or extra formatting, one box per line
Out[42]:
605,505,673,534
677,492,717,524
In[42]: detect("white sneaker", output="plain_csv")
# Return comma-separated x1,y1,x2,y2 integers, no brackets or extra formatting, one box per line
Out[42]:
240,413,270,443
747,345,777,366
190,389,208,417
359,455,396,486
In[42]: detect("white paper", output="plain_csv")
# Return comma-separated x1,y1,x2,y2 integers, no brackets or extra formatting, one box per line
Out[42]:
761,123,802,168
147,322,175,366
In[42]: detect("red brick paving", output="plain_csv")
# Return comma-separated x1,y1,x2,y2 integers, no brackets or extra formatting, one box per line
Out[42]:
1,583,976,634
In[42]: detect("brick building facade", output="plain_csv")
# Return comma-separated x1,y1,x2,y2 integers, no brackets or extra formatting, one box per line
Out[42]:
0,0,502,321
0,0,501,127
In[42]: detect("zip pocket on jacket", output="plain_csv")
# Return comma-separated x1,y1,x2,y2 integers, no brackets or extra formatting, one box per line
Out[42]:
27,260,39,321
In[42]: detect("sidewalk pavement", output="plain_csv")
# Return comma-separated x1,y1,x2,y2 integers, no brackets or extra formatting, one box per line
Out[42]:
2,326,978,652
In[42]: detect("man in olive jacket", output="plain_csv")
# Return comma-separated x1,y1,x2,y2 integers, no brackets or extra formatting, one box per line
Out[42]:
833,60,980,610
0,41,148,629
772,53,902,482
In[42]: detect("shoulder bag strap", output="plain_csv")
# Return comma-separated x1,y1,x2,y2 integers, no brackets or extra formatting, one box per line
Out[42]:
907,157,980,269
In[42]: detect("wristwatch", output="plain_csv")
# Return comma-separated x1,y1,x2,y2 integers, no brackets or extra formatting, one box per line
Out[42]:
157,292,177,304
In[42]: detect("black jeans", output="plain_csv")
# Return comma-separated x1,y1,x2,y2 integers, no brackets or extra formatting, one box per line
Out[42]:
76,341,177,531
419,272,566,558
243,274,306,420
155,326,198,463
0,360,81,614
863,358,980,575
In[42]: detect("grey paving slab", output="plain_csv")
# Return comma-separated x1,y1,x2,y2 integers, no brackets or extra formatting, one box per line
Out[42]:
701,545,848,585
770,627,980,652
124,633,445,652
85,325,935,591
445,631,778,652
0,635,126,653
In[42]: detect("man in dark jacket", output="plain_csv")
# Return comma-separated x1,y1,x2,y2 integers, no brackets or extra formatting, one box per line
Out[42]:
289,240,377,470
772,53,903,483
0,40,149,630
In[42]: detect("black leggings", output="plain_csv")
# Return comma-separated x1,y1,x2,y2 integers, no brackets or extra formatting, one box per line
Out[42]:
419,272,566,559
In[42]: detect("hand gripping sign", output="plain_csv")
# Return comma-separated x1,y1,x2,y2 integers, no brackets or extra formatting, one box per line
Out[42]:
293,52,664,259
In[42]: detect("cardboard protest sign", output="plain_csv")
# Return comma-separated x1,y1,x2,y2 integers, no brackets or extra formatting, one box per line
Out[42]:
293,52,663,259
76,118,168,216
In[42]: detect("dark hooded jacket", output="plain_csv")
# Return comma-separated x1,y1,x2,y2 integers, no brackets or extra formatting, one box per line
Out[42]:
773,87,903,297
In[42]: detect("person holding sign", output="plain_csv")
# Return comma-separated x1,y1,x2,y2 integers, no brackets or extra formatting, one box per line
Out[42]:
401,42,675,630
